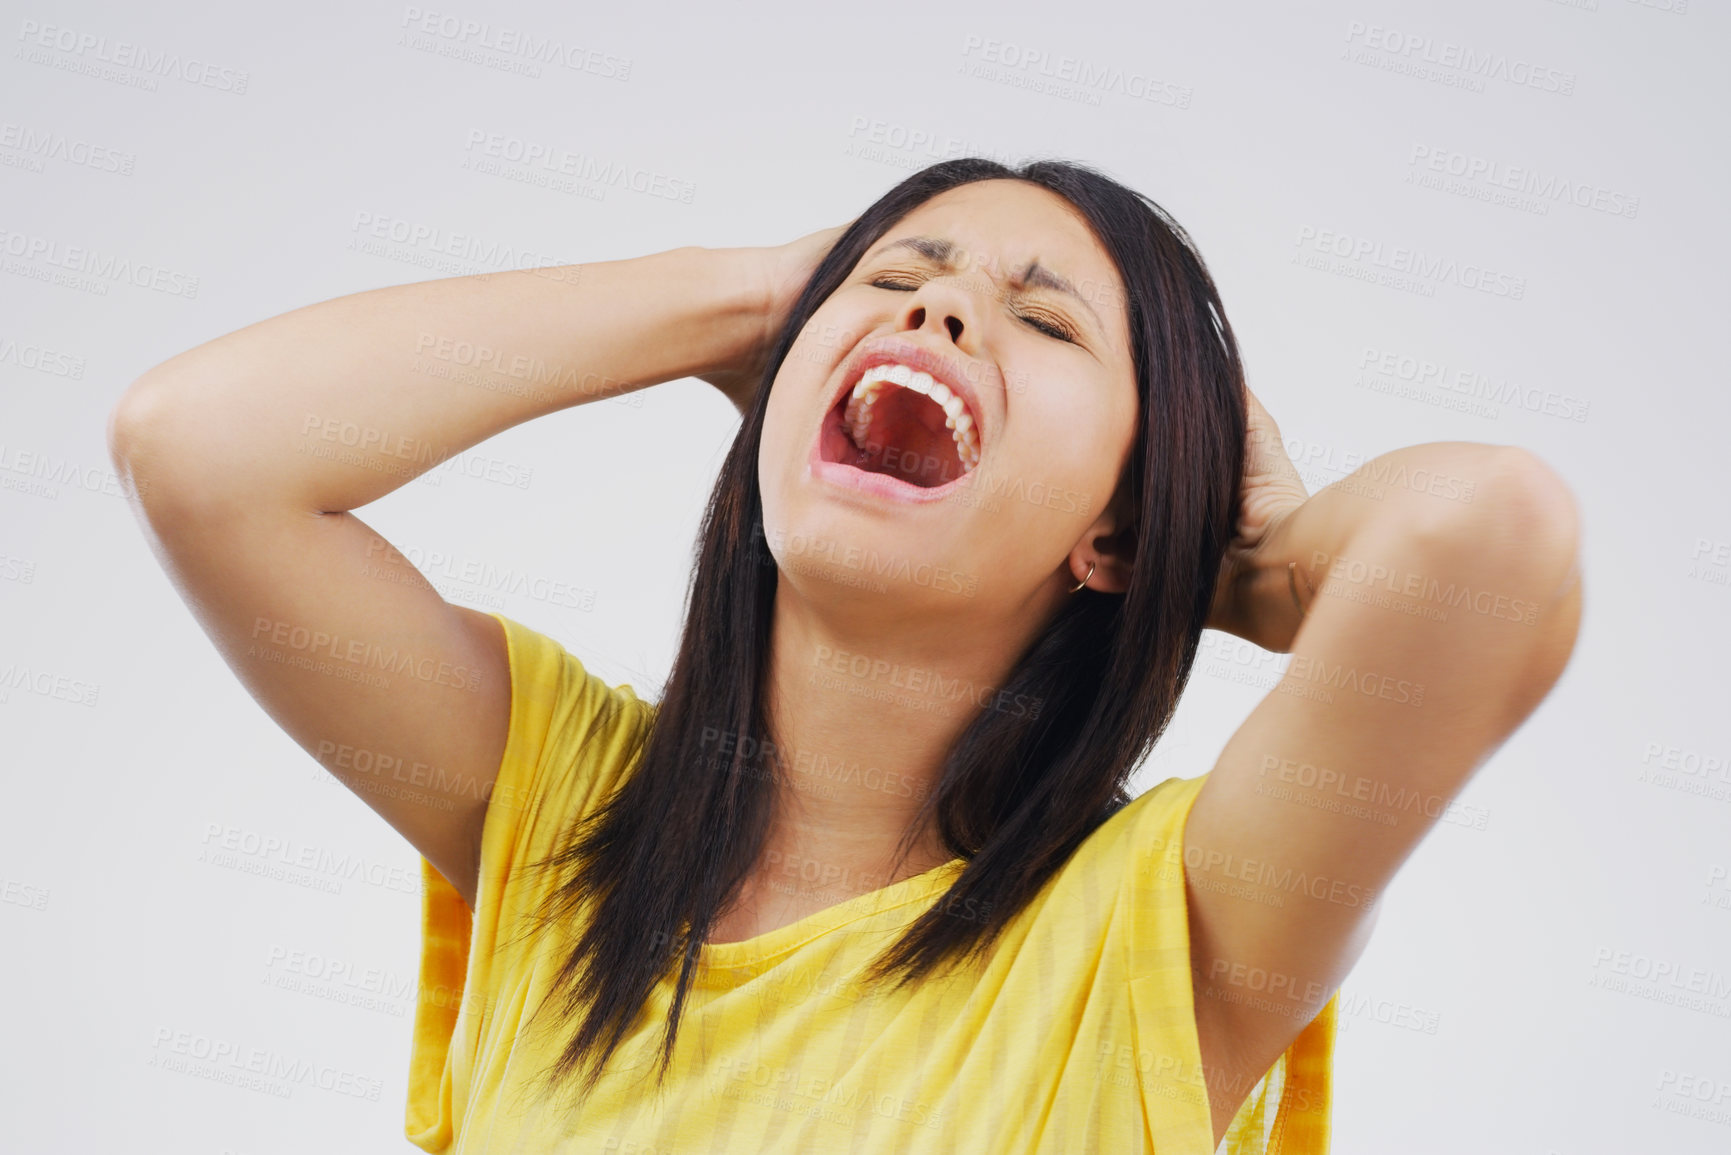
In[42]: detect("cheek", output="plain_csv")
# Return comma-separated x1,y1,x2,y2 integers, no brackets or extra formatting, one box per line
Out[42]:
1007,447,1104,540
762,311,850,442
982,402,1131,552
782,299,868,384
757,392,796,525
760,351,814,449
759,382,793,458
1022,393,1128,494
756,356,830,531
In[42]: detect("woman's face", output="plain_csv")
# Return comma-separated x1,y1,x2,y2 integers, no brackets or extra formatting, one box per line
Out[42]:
758,179,1139,623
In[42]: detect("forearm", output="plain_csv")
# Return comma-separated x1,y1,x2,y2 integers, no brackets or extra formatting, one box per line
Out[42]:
1210,442,1539,653
109,245,765,513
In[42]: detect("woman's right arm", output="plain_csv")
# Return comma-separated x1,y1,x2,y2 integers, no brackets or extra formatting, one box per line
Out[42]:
107,245,773,909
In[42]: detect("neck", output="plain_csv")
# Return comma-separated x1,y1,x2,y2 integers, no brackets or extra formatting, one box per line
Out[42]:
754,579,1055,898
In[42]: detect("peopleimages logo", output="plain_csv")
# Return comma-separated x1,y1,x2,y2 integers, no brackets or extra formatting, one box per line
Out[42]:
0,334,85,379
398,7,631,79
148,1026,384,1100
248,615,485,692
957,35,1193,108
348,211,574,278
15,19,251,93
0,661,99,707
1294,226,1526,300
844,115,1032,170
0,227,200,298
462,129,695,203
0,443,144,501
754,523,980,598
0,121,136,175
810,644,1044,721
1407,145,1639,220
1342,20,1576,95
1355,347,1590,423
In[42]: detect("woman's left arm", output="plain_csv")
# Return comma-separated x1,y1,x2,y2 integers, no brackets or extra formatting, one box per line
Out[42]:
1184,394,1582,1125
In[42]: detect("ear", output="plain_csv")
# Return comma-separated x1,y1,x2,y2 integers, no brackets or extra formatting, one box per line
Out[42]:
1066,477,1137,594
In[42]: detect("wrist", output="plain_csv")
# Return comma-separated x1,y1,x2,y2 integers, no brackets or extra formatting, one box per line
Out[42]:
684,245,777,381
1208,503,1311,653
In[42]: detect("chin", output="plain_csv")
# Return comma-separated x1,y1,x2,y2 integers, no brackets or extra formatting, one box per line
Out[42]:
757,480,990,610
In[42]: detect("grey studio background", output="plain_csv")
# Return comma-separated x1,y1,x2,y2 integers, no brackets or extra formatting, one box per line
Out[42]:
2,1,1727,1152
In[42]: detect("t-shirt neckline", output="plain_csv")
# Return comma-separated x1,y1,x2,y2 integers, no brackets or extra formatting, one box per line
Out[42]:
696,856,967,972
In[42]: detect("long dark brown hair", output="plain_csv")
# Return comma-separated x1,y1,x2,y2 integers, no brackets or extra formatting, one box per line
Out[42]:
504,157,1248,1112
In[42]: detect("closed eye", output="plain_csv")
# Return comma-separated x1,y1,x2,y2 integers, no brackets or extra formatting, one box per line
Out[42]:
868,275,1079,343
1018,311,1077,343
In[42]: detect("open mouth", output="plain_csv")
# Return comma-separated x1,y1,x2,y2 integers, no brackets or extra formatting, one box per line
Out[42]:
816,363,980,490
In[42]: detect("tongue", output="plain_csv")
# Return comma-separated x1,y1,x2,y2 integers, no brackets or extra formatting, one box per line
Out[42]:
851,388,965,488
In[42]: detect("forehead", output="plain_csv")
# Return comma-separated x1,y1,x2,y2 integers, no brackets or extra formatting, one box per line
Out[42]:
863,179,1126,333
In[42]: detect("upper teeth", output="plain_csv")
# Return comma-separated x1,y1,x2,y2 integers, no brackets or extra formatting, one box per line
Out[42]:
843,363,980,472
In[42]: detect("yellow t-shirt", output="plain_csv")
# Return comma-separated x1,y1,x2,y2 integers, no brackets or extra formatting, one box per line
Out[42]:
405,613,1337,1154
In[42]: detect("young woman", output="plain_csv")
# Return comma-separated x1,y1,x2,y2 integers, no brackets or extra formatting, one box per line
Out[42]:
109,158,1581,1153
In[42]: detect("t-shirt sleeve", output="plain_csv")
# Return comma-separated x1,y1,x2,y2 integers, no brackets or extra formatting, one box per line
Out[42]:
404,612,656,1153
1120,772,1339,1155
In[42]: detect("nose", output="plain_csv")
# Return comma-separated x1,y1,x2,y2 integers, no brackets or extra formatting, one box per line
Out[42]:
897,277,977,349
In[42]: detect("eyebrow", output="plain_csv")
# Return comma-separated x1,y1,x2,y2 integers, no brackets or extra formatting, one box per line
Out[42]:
865,235,1104,331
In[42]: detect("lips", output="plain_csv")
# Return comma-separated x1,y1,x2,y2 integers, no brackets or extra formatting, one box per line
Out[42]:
806,337,999,501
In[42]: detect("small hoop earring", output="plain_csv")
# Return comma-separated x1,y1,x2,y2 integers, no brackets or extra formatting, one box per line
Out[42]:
1069,561,1096,595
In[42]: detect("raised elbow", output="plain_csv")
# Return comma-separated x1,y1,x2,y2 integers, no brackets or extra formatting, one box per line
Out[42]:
108,374,158,469
106,373,181,506
1472,446,1581,573
1392,444,1580,575
1469,447,1583,713
107,369,223,511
